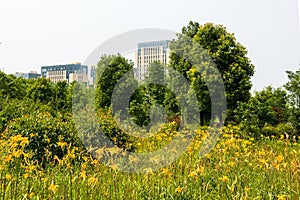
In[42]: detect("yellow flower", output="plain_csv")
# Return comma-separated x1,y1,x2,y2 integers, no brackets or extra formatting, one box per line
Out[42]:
81,163,87,170
80,171,86,179
5,174,11,180
188,170,198,178
161,168,171,176
259,158,267,165
245,187,250,192
219,175,228,183
91,159,98,165
197,166,205,173
48,183,58,193
276,154,284,163
277,195,286,200
228,161,235,167
175,186,183,193
29,133,36,138
20,137,29,147
4,155,12,163
29,192,34,199
12,149,23,158
83,156,88,162
42,177,48,183
136,142,142,147
57,141,67,148
23,173,30,179
156,135,162,141
88,177,98,184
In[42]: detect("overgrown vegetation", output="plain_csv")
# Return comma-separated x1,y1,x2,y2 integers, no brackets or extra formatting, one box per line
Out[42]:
0,21,299,199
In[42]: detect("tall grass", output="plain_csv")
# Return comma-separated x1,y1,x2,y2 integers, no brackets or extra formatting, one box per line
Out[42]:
0,126,299,199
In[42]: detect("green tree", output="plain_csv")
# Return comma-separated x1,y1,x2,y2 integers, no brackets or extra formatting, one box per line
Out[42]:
284,69,300,135
95,54,135,109
54,81,70,111
27,78,55,105
170,21,255,124
234,86,289,136
0,71,27,99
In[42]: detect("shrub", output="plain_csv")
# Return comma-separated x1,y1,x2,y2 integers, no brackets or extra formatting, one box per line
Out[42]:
3,111,85,165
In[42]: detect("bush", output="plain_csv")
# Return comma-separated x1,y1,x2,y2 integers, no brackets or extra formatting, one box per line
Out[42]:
0,98,53,133
3,111,85,165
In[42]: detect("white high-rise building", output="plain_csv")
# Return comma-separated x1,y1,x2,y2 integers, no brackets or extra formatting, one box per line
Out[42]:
135,40,170,81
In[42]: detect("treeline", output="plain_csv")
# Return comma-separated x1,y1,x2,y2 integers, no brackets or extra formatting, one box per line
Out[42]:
95,22,300,139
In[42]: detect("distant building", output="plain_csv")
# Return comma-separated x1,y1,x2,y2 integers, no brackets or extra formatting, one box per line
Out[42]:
14,71,41,79
41,63,89,84
135,40,170,81
90,66,97,85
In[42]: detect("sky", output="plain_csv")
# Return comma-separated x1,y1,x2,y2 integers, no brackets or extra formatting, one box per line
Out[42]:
0,0,299,91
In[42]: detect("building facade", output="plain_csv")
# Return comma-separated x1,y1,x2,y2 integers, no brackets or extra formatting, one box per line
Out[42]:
41,63,89,84
90,66,97,86
14,71,41,79
135,40,170,81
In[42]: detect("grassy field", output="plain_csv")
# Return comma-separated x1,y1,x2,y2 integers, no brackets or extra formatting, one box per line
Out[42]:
0,126,299,199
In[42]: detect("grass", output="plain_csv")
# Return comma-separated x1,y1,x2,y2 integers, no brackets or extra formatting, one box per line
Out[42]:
0,126,299,199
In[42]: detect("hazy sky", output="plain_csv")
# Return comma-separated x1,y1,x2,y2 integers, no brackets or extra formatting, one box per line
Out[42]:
0,0,299,91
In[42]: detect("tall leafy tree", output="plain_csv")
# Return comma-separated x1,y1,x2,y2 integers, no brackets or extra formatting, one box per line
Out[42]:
95,54,135,109
54,81,69,111
284,69,300,134
170,21,255,124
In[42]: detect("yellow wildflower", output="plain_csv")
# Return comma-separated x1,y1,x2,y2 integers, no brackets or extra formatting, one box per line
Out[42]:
219,175,228,183
28,192,34,199
188,170,198,178
48,183,58,193
29,133,36,138
175,186,183,193
136,142,142,147
88,177,98,184
79,171,86,179
29,192,34,199
23,173,30,179
20,137,29,147
4,155,12,163
277,195,286,200
5,174,11,180
276,154,284,163
57,141,67,148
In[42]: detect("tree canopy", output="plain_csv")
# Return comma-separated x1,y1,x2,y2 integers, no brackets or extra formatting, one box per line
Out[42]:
170,21,255,124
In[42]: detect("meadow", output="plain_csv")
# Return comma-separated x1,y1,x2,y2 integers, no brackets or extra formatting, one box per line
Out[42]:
0,125,299,200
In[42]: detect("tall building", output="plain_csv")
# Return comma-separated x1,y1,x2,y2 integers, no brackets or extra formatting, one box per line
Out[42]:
14,71,41,79
90,66,97,85
135,40,170,81
41,63,89,84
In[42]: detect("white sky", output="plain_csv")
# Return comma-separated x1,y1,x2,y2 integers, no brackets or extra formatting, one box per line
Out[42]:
0,0,299,91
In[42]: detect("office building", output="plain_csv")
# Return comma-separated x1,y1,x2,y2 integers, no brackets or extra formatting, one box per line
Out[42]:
135,40,170,81
90,66,97,86
14,71,41,79
41,63,89,84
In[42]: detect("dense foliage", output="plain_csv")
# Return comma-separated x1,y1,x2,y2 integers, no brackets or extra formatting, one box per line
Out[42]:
170,21,255,125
